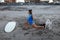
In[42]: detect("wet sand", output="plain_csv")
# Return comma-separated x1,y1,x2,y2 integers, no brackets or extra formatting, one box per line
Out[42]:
0,5,60,40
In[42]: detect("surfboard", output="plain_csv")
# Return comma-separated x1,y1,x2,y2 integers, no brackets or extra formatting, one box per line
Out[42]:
5,21,16,33
45,19,52,30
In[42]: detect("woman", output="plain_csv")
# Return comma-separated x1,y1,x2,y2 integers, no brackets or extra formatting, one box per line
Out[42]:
24,9,45,30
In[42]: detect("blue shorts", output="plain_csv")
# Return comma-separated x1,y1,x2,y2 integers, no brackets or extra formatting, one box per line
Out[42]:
27,15,35,25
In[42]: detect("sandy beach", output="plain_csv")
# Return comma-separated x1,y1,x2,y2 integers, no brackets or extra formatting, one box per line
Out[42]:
0,5,60,40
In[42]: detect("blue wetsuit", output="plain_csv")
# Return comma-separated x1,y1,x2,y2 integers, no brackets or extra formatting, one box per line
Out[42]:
27,14,35,25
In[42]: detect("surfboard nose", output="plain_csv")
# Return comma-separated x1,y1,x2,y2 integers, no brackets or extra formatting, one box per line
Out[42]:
5,21,16,33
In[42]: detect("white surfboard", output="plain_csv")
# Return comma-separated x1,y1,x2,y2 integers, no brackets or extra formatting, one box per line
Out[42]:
5,21,16,33
45,19,52,30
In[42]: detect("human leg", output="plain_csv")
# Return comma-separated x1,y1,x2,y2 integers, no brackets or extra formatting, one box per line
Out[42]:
32,24,45,30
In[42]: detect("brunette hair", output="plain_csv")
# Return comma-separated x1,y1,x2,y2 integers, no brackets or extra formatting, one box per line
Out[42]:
29,9,32,14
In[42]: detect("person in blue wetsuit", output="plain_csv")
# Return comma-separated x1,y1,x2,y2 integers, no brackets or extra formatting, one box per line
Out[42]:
24,9,45,30
27,14,35,25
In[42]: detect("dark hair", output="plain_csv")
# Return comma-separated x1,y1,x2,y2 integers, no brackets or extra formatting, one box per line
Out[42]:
29,9,32,14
